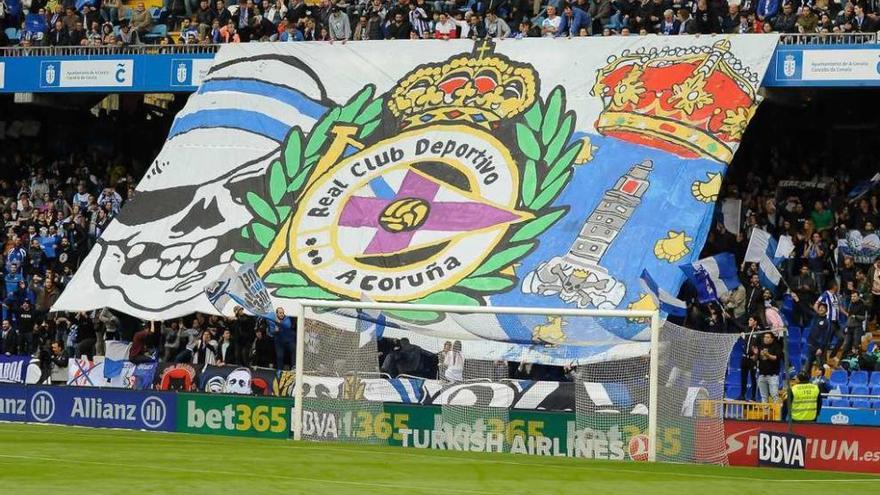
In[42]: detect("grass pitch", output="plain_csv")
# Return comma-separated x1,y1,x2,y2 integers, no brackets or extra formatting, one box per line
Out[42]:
0,423,874,494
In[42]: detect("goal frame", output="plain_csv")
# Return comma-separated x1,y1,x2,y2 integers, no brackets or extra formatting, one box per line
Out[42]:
289,300,661,462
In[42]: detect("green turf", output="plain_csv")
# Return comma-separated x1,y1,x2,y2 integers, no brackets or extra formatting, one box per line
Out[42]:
0,423,874,494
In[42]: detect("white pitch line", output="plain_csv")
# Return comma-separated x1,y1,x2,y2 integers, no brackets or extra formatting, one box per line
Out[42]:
0,424,876,483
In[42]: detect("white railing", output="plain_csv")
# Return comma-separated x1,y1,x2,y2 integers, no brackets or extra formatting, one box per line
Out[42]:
0,44,221,57
778,32,878,45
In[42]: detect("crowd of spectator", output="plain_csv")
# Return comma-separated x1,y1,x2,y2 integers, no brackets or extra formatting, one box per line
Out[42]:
2,0,880,48
681,160,880,402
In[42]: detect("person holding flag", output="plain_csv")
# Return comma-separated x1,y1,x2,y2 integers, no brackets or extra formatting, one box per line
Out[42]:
736,315,763,401
739,270,765,323
265,306,296,372
204,263,291,370
721,282,746,322
744,227,789,293
679,253,740,305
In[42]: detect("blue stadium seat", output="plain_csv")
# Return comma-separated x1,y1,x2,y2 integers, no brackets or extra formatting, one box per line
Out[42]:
872,400,880,409
830,384,850,395
725,373,738,389
852,398,872,409
830,397,850,407
725,385,741,400
870,372,880,387
851,385,869,396
871,385,880,396
143,24,168,42
605,383,632,408
850,371,869,386
830,369,848,387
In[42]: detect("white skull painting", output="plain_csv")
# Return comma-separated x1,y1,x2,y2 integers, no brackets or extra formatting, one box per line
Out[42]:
88,132,271,314
53,52,332,318
223,367,253,394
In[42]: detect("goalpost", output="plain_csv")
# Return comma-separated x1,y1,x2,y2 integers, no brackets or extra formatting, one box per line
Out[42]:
289,300,734,464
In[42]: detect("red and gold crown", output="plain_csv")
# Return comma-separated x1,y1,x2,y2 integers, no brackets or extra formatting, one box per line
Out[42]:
592,39,760,163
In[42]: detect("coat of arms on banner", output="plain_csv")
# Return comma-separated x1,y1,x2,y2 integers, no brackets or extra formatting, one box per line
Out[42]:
239,40,582,321
783,54,797,78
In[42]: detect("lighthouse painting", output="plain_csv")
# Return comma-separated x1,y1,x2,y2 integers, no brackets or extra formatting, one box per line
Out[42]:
522,160,653,309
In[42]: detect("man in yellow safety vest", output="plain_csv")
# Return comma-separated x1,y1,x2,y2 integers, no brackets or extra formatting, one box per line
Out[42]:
789,372,820,422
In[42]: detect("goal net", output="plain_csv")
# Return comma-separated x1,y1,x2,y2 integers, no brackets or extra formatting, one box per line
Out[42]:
292,302,736,464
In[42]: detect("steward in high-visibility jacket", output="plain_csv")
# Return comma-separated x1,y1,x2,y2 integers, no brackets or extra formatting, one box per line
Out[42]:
790,373,820,422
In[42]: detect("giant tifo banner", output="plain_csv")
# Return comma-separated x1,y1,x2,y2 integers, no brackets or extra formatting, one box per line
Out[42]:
53,37,777,362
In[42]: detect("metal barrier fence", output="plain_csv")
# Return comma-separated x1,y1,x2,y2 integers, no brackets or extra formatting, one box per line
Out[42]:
697,399,782,421
0,32,877,57
821,392,880,405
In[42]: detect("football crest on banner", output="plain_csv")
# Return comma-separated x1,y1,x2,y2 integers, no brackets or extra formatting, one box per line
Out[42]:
239,39,584,322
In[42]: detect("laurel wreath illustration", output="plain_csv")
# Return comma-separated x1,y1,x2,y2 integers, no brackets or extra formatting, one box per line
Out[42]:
233,84,582,322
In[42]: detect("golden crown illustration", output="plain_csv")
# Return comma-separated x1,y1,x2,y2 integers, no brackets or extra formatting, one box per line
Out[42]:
388,40,538,130
591,39,761,163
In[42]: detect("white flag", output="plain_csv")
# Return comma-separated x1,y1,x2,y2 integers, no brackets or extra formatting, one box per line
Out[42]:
775,235,795,259
745,228,783,287
744,228,771,263
722,199,742,235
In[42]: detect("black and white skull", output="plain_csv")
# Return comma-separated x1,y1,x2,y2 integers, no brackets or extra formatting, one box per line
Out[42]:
91,128,272,313
562,269,589,293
